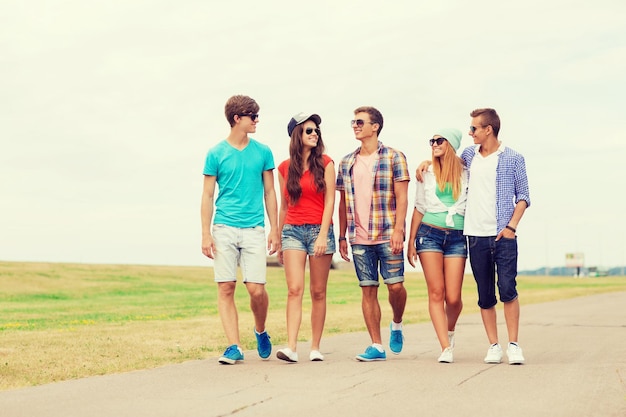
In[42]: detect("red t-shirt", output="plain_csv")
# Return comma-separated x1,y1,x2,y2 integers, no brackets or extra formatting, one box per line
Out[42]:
278,154,333,225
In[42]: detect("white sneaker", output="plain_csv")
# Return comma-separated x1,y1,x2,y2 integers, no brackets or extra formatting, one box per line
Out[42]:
484,343,503,364
276,348,299,363
448,331,456,348
506,342,525,365
309,350,324,361
438,347,454,363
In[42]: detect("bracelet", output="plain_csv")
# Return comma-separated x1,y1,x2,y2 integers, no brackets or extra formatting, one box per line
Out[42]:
505,225,516,233
338,237,347,241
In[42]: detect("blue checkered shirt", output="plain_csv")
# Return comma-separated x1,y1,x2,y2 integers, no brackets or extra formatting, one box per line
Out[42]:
461,144,530,234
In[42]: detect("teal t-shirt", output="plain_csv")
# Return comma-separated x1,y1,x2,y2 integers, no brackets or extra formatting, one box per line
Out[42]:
421,183,465,230
203,138,275,228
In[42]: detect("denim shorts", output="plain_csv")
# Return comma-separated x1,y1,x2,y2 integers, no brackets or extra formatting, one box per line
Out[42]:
281,224,336,255
468,235,518,309
351,243,404,287
212,224,267,284
415,223,467,258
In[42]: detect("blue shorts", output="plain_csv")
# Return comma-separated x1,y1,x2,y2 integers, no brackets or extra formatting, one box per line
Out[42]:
468,235,519,309
351,243,404,287
281,224,336,255
415,223,467,258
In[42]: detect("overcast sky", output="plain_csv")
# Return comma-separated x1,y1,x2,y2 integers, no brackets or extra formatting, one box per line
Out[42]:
2,0,625,271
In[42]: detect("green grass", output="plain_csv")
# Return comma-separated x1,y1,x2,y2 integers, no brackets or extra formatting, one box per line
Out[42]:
1,261,625,390
1,264,214,331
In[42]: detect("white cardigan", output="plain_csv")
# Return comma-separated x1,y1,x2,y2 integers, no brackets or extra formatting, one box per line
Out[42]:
414,166,469,227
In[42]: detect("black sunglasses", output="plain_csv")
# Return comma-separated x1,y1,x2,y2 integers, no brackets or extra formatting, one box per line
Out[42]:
238,113,259,121
351,119,375,127
305,127,321,135
469,125,485,133
429,138,447,146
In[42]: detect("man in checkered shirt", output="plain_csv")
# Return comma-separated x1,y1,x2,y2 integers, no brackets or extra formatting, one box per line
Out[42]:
462,108,531,365
336,106,410,362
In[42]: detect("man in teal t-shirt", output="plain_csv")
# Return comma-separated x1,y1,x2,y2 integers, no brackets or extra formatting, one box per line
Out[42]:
200,95,279,365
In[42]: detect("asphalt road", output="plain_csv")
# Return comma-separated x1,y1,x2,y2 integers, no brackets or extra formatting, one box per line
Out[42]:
1,291,625,417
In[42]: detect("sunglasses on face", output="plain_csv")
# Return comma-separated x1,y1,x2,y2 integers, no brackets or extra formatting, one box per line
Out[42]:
470,125,486,133
305,127,321,135
429,138,447,146
239,113,259,121
350,119,374,127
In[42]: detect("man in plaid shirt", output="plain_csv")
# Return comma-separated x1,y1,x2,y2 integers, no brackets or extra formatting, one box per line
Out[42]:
336,106,410,362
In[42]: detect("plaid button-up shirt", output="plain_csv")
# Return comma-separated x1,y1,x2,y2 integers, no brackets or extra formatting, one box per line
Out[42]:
336,141,410,243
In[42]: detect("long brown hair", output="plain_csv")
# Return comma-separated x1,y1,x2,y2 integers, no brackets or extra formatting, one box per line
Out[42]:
432,142,464,200
286,122,326,204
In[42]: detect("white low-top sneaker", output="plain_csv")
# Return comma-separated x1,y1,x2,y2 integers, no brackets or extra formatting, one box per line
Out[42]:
438,347,454,363
506,342,525,365
276,348,299,363
309,350,324,361
484,343,503,364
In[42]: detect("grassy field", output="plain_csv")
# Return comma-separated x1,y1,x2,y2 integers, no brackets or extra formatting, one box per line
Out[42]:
1,261,625,390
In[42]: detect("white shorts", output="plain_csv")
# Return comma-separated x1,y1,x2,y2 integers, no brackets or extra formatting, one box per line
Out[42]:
212,224,267,284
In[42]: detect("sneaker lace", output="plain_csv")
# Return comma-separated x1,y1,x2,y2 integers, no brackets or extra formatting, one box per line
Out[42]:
391,330,403,343
489,344,501,354
259,333,271,349
366,346,380,355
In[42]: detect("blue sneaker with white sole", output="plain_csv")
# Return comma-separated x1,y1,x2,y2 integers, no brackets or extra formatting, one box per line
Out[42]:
389,322,404,354
356,346,386,362
255,329,272,360
218,345,244,365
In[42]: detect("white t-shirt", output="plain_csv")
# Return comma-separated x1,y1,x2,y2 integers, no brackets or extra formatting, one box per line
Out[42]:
463,150,499,236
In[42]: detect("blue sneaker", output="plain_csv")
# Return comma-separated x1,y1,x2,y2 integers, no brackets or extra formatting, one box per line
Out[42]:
356,346,386,362
218,345,244,365
389,322,404,354
255,329,272,360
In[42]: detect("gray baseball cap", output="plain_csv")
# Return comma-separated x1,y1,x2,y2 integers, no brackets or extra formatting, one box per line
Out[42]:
287,112,322,136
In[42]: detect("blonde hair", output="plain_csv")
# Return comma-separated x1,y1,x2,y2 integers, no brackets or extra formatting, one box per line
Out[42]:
432,143,464,200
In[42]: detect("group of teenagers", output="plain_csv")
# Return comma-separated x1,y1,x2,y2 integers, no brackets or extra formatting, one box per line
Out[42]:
200,94,531,366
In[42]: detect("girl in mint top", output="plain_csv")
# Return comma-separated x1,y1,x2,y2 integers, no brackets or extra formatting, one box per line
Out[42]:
414,166,468,230
407,127,468,364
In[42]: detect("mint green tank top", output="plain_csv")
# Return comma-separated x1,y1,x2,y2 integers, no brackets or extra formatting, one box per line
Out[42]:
421,183,464,230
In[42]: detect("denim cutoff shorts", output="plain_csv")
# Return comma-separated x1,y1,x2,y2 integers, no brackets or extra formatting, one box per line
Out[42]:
415,223,467,258
351,243,404,287
468,235,519,309
281,224,336,255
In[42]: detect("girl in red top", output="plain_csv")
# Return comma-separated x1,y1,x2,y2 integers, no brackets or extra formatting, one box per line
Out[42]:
276,112,336,363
